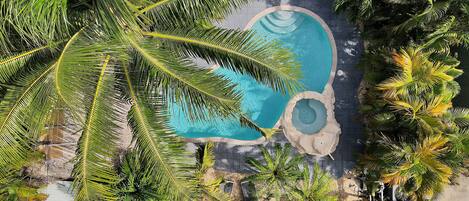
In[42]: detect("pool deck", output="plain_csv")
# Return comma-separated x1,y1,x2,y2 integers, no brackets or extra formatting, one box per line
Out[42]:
209,0,364,178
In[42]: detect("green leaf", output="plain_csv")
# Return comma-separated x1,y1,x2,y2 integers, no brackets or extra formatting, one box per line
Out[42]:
0,0,69,48
0,45,51,83
0,63,56,178
394,0,451,33
127,37,242,121
54,28,120,114
138,0,249,28
71,56,121,201
143,28,302,94
124,65,198,200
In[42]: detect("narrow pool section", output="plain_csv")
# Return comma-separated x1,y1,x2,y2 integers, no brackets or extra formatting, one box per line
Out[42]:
169,10,333,140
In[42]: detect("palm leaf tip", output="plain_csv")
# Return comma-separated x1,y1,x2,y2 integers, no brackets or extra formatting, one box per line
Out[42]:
140,0,250,28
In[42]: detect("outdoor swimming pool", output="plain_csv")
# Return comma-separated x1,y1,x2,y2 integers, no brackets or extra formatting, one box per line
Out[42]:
169,10,334,140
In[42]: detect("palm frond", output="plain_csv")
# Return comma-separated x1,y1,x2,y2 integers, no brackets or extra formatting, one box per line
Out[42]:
0,45,52,83
71,56,121,201
124,64,198,200
0,63,56,178
127,36,242,121
394,0,451,33
447,108,469,128
200,177,232,201
195,142,232,201
379,135,452,197
290,162,338,201
138,0,250,28
378,47,460,100
94,0,142,37
359,0,374,18
246,144,302,200
197,142,216,173
143,28,302,94
239,115,278,138
54,28,119,114
115,150,162,200
333,0,375,21
0,0,69,49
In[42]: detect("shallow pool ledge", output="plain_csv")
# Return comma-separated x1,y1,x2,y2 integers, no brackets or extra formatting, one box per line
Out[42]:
281,85,341,156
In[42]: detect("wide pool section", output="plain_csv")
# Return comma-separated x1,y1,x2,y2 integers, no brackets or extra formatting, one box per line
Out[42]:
169,10,334,140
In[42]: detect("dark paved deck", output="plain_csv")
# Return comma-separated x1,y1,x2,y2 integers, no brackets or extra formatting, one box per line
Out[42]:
211,0,364,178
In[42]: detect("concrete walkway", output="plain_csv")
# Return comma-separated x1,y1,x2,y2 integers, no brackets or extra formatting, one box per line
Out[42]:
436,174,469,201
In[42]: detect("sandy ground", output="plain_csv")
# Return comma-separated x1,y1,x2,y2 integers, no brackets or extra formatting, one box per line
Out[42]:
436,175,469,201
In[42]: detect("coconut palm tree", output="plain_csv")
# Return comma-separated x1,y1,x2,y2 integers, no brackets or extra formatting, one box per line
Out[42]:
290,162,338,201
245,143,303,200
0,1,301,200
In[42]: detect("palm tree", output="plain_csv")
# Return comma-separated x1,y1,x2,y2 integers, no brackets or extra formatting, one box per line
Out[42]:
290,162,338,201
195,142,231,201
387,95,450,133
392,0,469,53
333,0,375,21
245,143,303,200
444,107,469,129
0,1,301,200
115,150,162,201
377,47,462,100
393,0,455,33
378,135,452,200
334,0,469,49
421,14,469,53
116,143,231,201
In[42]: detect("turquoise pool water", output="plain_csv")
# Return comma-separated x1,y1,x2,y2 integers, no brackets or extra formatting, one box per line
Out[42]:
292,99,327,134
169,11,333,140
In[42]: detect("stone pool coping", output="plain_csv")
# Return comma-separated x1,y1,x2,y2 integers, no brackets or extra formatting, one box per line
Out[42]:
281,87,341,156
184,5,338,147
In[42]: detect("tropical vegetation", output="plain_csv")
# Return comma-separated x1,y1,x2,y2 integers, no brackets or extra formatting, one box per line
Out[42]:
334,0,469,200
0,0,301,200
0,152,47,201
245,143,338,201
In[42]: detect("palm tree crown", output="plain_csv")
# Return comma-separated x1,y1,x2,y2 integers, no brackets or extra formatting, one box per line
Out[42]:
0,1,301,200
377,47,462,101
290,162,338,201
245,144,303,200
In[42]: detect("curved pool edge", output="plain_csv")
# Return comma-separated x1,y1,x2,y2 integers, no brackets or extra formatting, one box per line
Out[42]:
184,5,338,145
281,86,341,156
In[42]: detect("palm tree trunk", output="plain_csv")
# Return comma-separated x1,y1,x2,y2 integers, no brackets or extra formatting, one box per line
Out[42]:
392,185,397,201
231,179,244,201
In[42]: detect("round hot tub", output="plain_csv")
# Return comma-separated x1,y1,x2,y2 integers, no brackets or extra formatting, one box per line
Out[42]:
291,99,327,134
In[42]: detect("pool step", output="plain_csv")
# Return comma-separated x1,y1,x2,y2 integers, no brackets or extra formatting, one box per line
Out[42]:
260,11,304,34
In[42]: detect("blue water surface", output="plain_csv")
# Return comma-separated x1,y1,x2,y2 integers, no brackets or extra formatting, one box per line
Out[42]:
292,99,327,134
169,11,333,140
